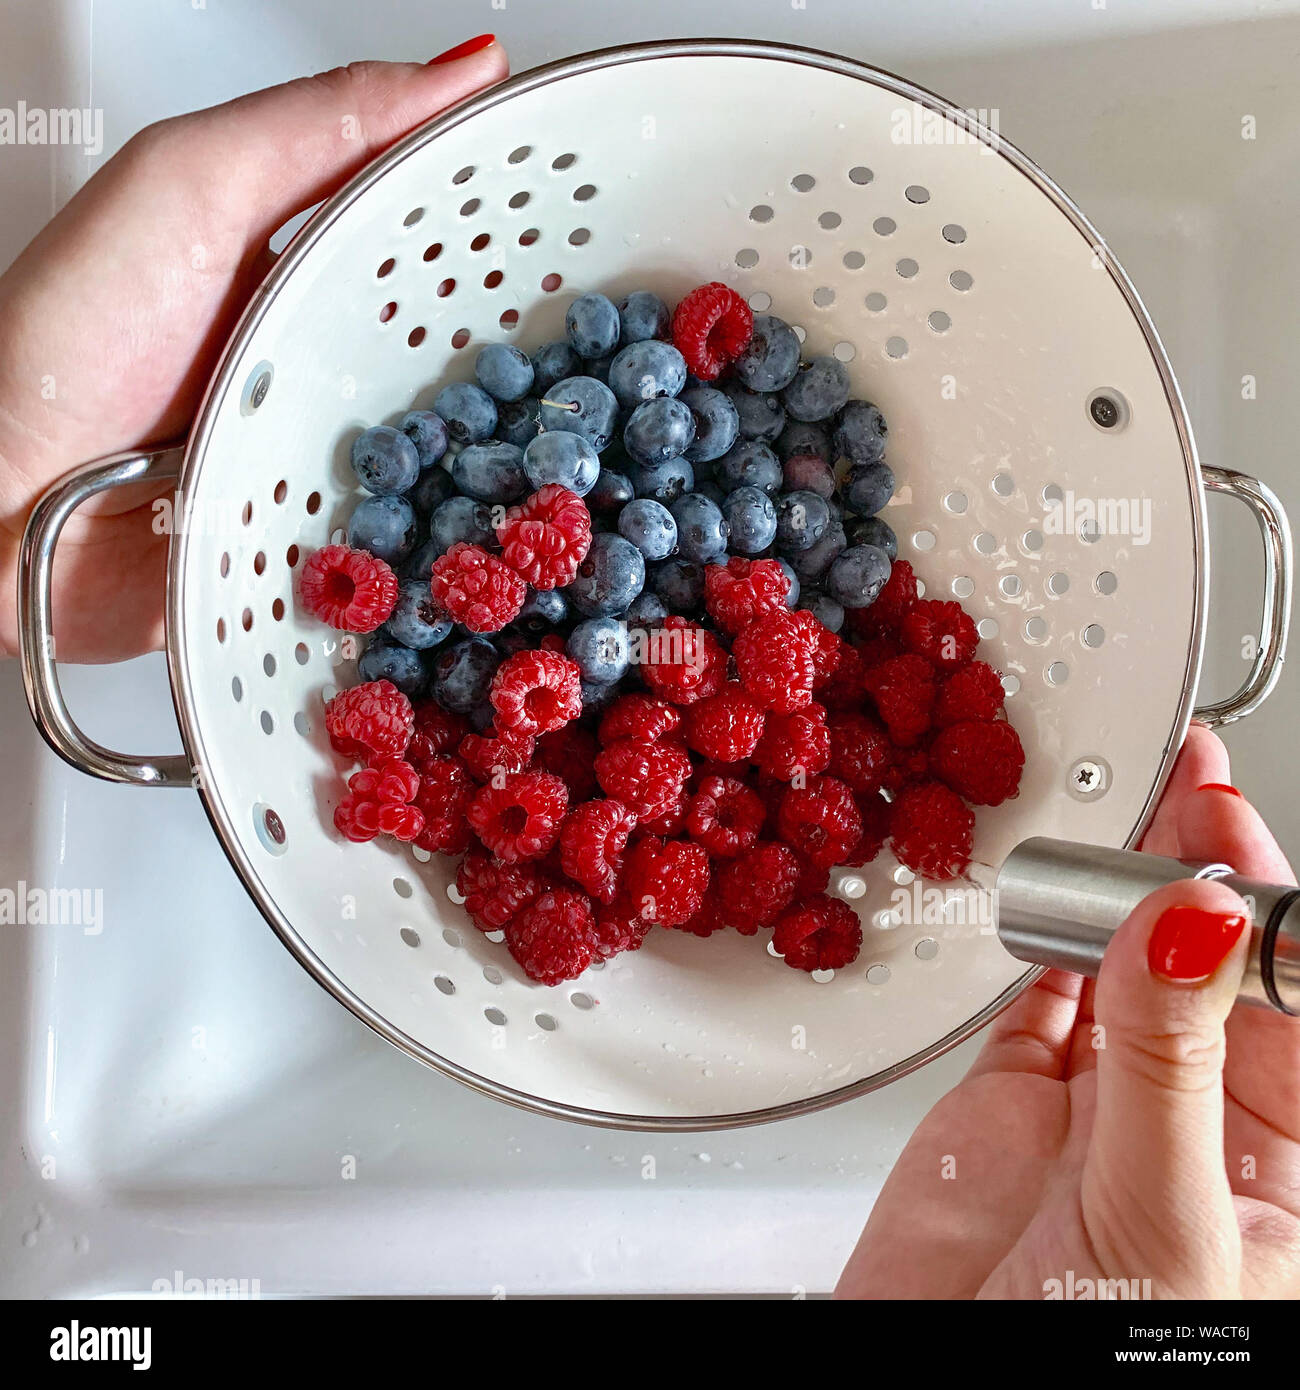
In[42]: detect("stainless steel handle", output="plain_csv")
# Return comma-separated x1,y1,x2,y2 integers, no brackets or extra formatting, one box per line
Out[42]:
1194,466,1292,727
17,446,193,788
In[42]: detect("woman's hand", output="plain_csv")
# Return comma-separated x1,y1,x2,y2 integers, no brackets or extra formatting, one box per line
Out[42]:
0,39,507,663
837,723,1300,1299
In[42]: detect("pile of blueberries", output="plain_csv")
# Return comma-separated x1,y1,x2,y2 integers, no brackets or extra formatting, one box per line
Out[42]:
345,288,895,724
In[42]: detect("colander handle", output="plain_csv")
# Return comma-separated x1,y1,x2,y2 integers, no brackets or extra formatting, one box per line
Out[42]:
1194,466,1293,728
17,446,194,788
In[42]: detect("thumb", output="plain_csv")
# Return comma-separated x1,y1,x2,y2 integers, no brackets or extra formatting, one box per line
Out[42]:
1083,877,1250,1295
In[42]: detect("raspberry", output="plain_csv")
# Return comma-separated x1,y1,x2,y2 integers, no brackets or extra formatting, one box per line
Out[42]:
559,798,638,903
733,609,817,713
685,776,765,858
671,281,754,381
624,836,710,927
458,728,535,782
814,643,867,712
594,737,692,821
850,558,917,636
844,793,889,866
597,692,682,746
683,686,766,762
863,653,936,747
429,542,526,633
777,775,863,871
505,888,597,985
300,544,399,632
467,769,569,863
930,719,1025,806
794,859,833,897
773,895,863,972
826,711,892,795
795,610,843,689
413,755,475,854
456,853,545,931
900,599,979,672
535,724,599,800
496,485,592,590
592,901,654,958
934,660,1006,728
889,780,975,881
333,757,424,843
881,745,930,796
325,680,413,761
674,892,727,937
703,556,792,635
407,700,469,771
490,649,583,737
853,631,904,670
634,792,689,839
753,702,830,782
714,842,800,930
640,616,728,706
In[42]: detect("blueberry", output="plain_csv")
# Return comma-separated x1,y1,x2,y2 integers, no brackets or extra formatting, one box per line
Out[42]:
347,494,418,565
834,400,888,466
798,590,845,633
623,397,696,467
565,292,621,358
495,396,542,448
717,439,782,495
580,677,624,713
680,385,741,463
721,484,777,554
625,591,669,626
652,558,706,614
718,380,785,442
669,493,729,563
384,579,454,650
618,498,677,560
582,353,615,386
522,430,600,495
625,455,694,505
429,495,495,554
350,425,420,495
451,441,529,504
618,290,671,345
847,514,898,561
776,489,832,552
358,637,427,697
788,520,847,583
782,453,836,498
403,540,442,582
776,558,801,608
400,410,449,469
409,465,456,517
531,340,582,395
567,617,630,684
776,419,832,464
842,460,897,516
607,340,687,410
433,382,498,443
513,586,569,636
694,479,728,509
538,375,619,452
587,468,635,514
733,313,801,392
567,532,646,617
826,544,892,608
431,637,500,713
474,343,535,403
781,356,851,423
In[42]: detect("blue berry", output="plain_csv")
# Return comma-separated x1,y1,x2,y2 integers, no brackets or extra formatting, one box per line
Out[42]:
847,514,898,561
776,419,832,464
788,520,847,582
475,343,535,403
625,455,694,505
776,489,832,552
581,678,624,713
513,587,569,635
720,484,777,554
451,441,529,504
719,380,785,442
694,479,728,509
733,314,801,392
781,356,850,422
669,493,729,563
717,439,782,495
565,292,620,358
409,465,455,517
776,558,801,608
623,397,696,467
495,396,542,448
680,385,740,463
608,340,687,410
403,540,442,582
798,590,845,633
433,382,498,443
358,637,427,697
834,400,888,465
587,468,635,514
400,410,449,469
826,544,892,608
652,558,706,614
618,498,677,560
522,430,600,495
626,591,669,626
539,375,619,452
782,453,836,498
617,290,670,345
567,533,646,617
531,340,582,395
429,495,496,553
347,494,418,565
384,579,454,650
567,617,630,684
350,425,420,495
842,460,896,517
431,637,500,714
467,703,496,733
582,354,615,385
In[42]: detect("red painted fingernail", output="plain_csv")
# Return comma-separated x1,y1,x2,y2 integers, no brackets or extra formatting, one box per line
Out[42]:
1198,782,1243,798
431,34,495,64
1148,905,1247,982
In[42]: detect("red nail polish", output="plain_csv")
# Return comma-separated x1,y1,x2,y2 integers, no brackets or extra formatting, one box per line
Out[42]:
1148,905,1247,981
1198,782,1243,798
431,34,495,64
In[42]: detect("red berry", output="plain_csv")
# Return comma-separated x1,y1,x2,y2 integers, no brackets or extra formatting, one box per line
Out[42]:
934,661,1007,728
633,791,689,839
534,724,599,799
490,648,583,736
559,798,638,904
300,544,399,632
794,859,833,897
930,719,1025,806
671,281,754,381
640,616,728,706
685,776,765,858
413,755,475,854
795,610,842,689
673,893,728,938
333,757,424,843
703,556,792,635
773,895,863,972
594,737,692,821
814,643,867,712
881,745,931,796
429,542,526,633
826,710,892,795
597,692,682,746
456,853,546,931
853,631,904,670
592,901,654,958
753,702,830,782
407,700,469,771
467,769,569,863
496,485,592,590
889,780,974,881
777,775,863,871
325,680,414,761
458,727,535,782
505,888,597,985
900,599,979,672
715,842,801,931
849,558,917,636
844,793,889,866
683,686,766,762
733,609,817,713
624,836,710,927
863,653,937,747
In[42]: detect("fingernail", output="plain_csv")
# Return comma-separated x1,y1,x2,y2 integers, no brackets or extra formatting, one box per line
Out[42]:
1148,905,1247,982
430,34,495,64
1198,782,1243,798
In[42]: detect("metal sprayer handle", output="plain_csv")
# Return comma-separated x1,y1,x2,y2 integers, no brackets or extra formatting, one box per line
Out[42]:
17,446,193,788
1194,466,1292,728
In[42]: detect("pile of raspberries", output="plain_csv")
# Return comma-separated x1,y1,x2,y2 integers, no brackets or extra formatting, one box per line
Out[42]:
316,555,1023,986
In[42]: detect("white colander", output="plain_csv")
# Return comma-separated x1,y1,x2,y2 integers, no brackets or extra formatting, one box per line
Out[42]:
19,40,1292,1129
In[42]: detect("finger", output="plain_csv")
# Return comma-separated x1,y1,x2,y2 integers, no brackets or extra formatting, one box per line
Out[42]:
966,969,1084,1079
1177,783,1297,887
1084,878,1250,1294
1138,723,1231,857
